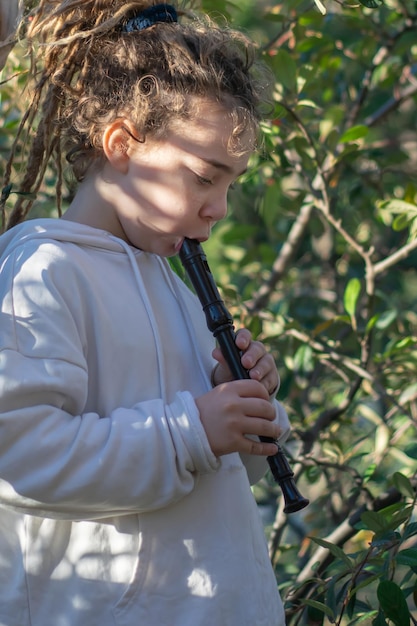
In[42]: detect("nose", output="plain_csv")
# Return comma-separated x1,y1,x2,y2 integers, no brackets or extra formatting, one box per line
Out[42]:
201,191,228,223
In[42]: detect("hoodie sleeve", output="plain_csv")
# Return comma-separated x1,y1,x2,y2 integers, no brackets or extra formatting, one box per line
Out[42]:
173,268,293,488
0,243,220,521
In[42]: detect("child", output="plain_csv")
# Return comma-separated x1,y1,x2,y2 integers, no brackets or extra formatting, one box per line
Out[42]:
0,2,291,625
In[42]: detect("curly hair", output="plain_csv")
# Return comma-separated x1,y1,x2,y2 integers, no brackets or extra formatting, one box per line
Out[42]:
2,1,271,229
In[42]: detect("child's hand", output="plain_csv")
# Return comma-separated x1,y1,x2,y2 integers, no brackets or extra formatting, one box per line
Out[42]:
211,329,280,399
195,380,280,457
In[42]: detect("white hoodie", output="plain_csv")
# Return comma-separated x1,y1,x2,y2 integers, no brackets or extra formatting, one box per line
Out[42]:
0,218,289,626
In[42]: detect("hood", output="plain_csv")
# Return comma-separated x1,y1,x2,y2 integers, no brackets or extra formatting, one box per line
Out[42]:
0,218,125,261
0,217,210,405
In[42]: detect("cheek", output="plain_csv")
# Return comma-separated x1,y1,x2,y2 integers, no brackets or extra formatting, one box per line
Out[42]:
150,178,197,216
141,186,193,228
128,181,174,213
125,166,197,225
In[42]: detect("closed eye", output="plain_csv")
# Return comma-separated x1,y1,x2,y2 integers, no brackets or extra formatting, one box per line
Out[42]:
196,174,213,186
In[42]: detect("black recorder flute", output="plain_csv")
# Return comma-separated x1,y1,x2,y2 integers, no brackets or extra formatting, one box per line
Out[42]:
179,238,309,514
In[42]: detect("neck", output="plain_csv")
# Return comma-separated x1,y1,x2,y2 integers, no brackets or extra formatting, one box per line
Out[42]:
61,171,127,242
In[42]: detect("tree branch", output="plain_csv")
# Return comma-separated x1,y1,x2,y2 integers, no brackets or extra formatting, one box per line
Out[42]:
284,486,406,613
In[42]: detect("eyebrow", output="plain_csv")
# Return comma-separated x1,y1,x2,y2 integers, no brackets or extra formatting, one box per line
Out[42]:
202,157,247,178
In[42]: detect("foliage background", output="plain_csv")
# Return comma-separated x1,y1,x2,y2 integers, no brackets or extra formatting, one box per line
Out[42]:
1,0,417,624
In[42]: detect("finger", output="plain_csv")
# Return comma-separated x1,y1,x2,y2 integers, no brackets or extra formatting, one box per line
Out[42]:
241,416,280,441
227,379,270,401
245,351,273,377
241,397,276,421
234,328,252,351
242,438,279,457
246,353,279,386
211,349,233,385
251,369,280,397
240,340,266,370
212,345,225,363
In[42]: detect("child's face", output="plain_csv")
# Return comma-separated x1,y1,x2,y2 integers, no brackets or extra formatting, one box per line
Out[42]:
111,99,252,256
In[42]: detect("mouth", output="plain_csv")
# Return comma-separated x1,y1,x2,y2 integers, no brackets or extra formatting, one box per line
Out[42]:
174,238,184,253
176,232,210,253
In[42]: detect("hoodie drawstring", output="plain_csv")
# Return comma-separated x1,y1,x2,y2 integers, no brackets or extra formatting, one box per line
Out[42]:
111,238,167,402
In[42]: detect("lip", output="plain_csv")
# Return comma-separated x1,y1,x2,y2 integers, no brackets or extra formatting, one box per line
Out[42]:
176,234,209,252
174,238,184,253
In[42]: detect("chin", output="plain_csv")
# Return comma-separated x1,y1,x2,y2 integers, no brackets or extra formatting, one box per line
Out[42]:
164,248,178,258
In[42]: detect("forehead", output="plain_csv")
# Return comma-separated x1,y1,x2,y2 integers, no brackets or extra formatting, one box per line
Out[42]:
167,98,255,163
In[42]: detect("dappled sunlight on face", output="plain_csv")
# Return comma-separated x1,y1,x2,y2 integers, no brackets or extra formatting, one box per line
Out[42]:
112,99,254,256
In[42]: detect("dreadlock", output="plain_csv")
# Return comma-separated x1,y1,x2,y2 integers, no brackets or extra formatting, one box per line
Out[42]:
1,0,270,231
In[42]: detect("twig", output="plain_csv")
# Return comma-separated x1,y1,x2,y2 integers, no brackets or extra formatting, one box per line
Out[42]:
246,202,315,313
373,238,417,276
284,487,406,612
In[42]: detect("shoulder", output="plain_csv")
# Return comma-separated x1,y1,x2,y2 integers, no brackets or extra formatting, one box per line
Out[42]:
0,219,75,269
0,228,97,319
0,219,116,288
1,236,80,296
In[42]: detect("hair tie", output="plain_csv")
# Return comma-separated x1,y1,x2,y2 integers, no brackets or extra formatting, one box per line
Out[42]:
124,4,178,32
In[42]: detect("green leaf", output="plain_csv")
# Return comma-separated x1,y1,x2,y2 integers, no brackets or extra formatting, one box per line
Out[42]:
377,580,410,626
375,310,398,330
352,573,382,594
296,99,320,109
393,472,415,499
396,548,417,569
293,344,314,373
309,537,353,568
339,125,369,144
372,609,388,626
392,213,416,232
403,523,417,540
347,591,357,619
354,610,379,624
400,384,417,405
378,199,417,217
361,511,389,534
363,463,377,482
363,502,411,536
303,599,335,619
359,0,383,6
268,49,298,93
344,278,361,317
366,314,378,332
1,183,13,202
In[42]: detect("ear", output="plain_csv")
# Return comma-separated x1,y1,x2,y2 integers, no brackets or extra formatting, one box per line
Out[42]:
102,120,137,173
